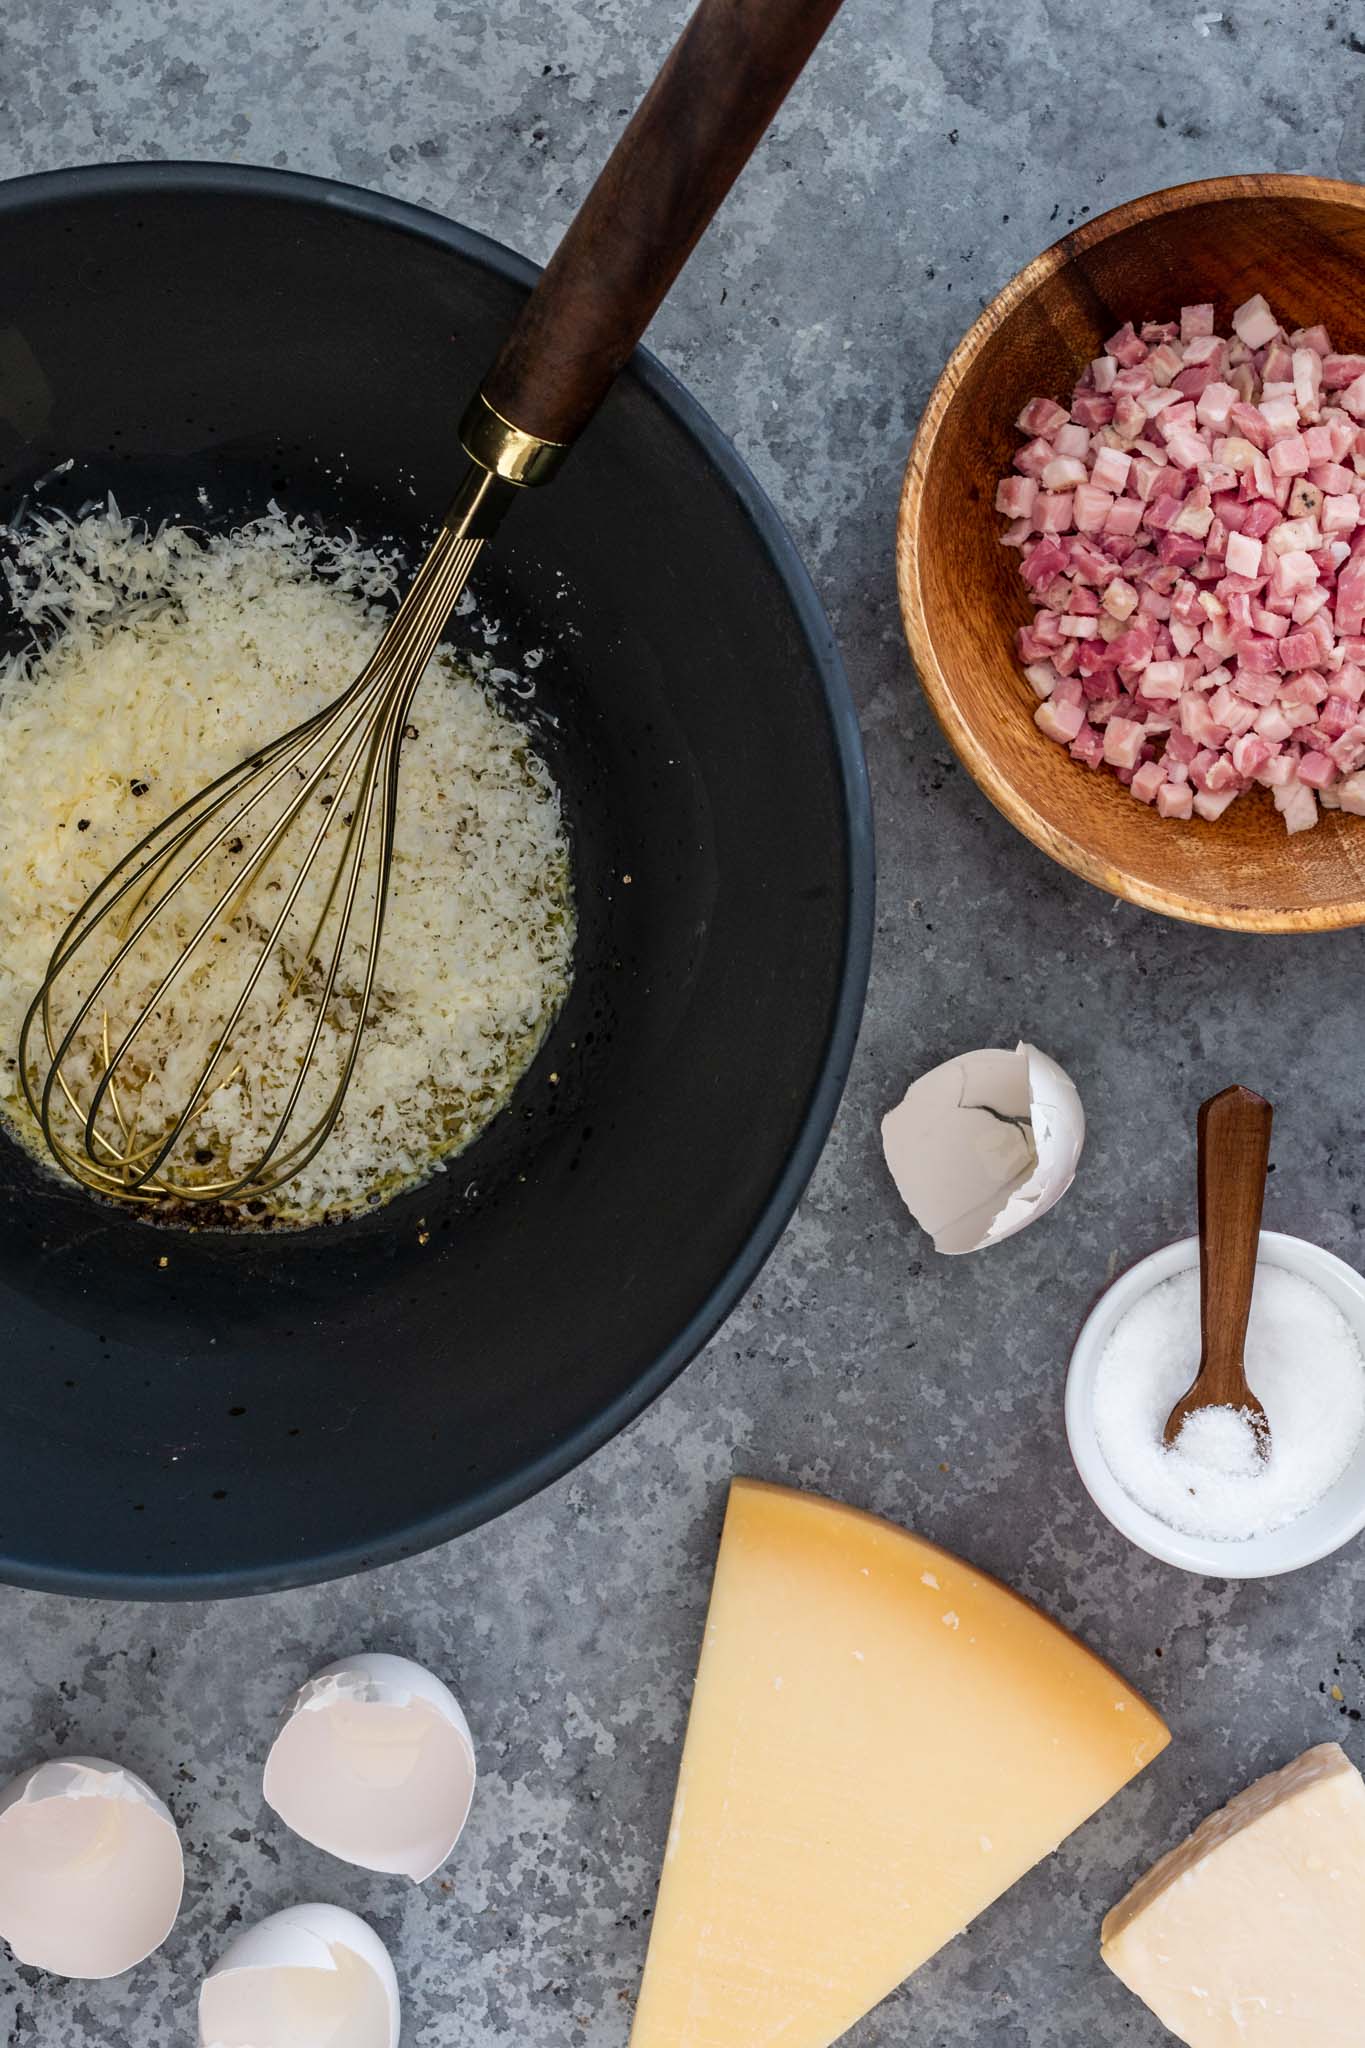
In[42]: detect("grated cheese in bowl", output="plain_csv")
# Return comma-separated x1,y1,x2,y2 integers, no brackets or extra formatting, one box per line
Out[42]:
0,502,575,1225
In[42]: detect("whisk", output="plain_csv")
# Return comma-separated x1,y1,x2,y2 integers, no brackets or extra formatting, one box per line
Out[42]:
20,0,846,1206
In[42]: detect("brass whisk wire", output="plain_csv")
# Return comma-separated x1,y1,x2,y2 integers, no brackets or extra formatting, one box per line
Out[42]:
18,484,501,1206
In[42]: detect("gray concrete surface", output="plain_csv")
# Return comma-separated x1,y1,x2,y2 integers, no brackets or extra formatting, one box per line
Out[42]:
3,0,1365,2040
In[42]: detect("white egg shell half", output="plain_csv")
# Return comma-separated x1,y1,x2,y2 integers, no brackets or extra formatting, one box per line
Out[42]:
0,1756,184,1978
263,1652,476,1882
198,1902,400,2048
881,1041,1085,1254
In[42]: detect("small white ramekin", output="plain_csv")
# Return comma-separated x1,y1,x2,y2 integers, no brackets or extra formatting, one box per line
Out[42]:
1065,1229,1365,1578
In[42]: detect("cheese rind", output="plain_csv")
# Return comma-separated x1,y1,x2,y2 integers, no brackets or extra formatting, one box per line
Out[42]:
1102,1741,1365,2047
629,1478,1168,2048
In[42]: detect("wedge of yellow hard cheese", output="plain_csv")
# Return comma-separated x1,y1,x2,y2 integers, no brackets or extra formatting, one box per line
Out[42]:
631,1478,1169,2048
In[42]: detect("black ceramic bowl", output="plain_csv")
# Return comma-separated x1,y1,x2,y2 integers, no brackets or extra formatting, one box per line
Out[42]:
0,163,872,1598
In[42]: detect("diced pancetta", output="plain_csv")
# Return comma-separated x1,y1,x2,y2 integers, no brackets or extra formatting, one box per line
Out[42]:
1232,295,1280,350
998,297,1365,831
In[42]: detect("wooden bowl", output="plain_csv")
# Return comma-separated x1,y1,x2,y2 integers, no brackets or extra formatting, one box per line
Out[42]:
897,174,1365,933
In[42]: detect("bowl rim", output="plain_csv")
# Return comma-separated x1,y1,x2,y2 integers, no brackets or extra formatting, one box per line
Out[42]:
896,171,1365,935
1064,1227,1365,1577
0,158,875,1601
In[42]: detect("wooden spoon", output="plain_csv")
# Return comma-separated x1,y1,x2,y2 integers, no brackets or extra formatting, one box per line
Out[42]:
1163,1086,1274,1455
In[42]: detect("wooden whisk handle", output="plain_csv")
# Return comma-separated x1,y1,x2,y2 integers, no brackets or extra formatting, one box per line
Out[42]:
479,0,847,451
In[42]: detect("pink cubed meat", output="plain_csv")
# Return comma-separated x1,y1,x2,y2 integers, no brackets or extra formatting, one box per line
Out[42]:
1091,445,1132,494
1281,666,1329,706
1227,401,1271,451
1272,553,1320,602
1042,455,1089,491
1113,394,1149,440
1277,631,1328,674
1259,393,1300,439
1070,723,1106,768
1138,659,1185,699
1015,437,1056,478
1104,496,1144,537
1233,294,1280,349
1004,315,1365,831
1257,750,1297,785
1156,399,1199,438
1072,391,1116,429
1195,381,1239,432
1208,684,1258,735
1337,555,1365,633
1268,433,1311,477
1293,349,1324,417
1111,621,1156,666
1263,338,1295,382
1313,458,1360,492
1203,755,1242,793
1225,529,1263,578
1320,693,1360,736
1020,539,1069,589
996,475,1039,520
1235,634,1282,675
1274,779,1320,833
1331,415,1360,460
1102,577,1140,620
1230,734,1273,778
1072,483,1114,533
1178,371,1219,410
1035,696,1085,744
1242,499,1281,540
1102,716,1147,768
1297,749,1337,788
1017,396,1070,437
1180,695,1229,747
1194,787,1240,821
1233,665,1280,707
1106,322,1148,366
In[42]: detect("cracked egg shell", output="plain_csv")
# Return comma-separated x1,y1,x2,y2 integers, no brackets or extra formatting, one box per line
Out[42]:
0,1756,184,1979
263,1652,475,1882
881,1041,1084,1254
198,1902,400,2048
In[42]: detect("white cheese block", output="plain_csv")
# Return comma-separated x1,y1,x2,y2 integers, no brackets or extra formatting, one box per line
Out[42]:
1102,1741,1365,2045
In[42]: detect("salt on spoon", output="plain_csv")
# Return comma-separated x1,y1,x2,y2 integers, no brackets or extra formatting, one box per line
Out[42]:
1163,1085,1274,1457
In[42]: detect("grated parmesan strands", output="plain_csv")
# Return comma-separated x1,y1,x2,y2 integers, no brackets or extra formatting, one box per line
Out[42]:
0,504,574,1224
